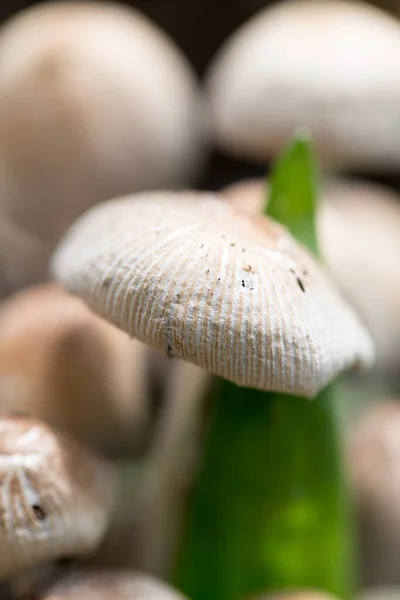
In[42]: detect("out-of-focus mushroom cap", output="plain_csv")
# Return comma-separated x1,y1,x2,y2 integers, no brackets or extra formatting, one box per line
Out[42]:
0,1,206,243
206,0,400,171
223,178,400,376
347,400,400,586
0,415,112,578
0,214,48,297
37,571,188,599
0,284,148,454
52,191,373,398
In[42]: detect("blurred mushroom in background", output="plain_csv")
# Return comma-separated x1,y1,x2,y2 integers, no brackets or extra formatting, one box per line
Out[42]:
0,284,151,457
0,0,206,296
223,178,400,383
205,0,400,174
0,415,112,587
37,570,189,599
347,400,400,587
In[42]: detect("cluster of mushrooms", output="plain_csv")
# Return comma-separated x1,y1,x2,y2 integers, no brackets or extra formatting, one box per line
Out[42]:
0,0,399,599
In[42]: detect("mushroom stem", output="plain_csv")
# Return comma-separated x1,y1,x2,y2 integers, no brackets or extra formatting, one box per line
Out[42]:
173,380,352,600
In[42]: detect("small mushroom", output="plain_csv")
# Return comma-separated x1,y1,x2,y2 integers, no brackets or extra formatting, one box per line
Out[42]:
205,0,400,172
37,570,188,599
0,284,149,456
0,415,112,580
52,190,373,398
223,178,400,379
347,400,400,587
0,1,206,246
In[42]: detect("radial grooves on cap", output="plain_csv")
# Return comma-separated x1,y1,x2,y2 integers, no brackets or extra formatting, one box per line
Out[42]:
52,191,374,397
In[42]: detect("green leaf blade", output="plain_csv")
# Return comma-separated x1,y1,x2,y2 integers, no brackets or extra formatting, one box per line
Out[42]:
266,130,320,256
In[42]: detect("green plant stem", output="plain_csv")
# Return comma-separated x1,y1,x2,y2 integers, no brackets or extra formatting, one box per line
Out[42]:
174,379,352,600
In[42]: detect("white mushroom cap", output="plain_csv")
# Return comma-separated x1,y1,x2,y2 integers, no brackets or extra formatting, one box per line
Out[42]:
52,191,373,398
206,0,400,171
38,570,188,599
0,1,206,244
0,415,112,578
223,178,400,377
347,400,400,586
0,284,148,455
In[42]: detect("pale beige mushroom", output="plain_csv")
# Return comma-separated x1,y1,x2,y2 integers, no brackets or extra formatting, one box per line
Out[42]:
37,570,188,599
0,415,112,580
52,190,373,398
0,284,149,455
347,400,400,587
223,178,400,378
205,0,400,172
0,1,206,246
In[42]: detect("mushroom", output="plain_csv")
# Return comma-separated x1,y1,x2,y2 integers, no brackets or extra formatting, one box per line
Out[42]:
223,177,400,379
346,399,400,587
0,284,149,456
0,0,206,248
36,570,188,599
0,415,112,581
52,191,373,396
205,0,400,173
51,190,373,598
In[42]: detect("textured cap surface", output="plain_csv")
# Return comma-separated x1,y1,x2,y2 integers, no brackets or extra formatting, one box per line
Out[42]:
53,191,373,397
206,0,400,171
0,415,112,577
38,570,188,599
224,178,400,377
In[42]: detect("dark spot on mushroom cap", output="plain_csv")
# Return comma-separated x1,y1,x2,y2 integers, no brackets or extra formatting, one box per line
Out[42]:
297,277,306,293
32,504,46,521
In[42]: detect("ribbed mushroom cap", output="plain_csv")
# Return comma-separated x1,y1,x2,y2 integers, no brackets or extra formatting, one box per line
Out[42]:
0,415,112,578
38,570,188,599
251,592,339,600
206,0,400,171
52,191,373,398
223,178,400,377
347,400,400,586
0,1,205,244
0,284,148,455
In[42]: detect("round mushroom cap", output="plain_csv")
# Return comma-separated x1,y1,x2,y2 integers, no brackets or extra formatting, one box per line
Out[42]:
206,0,400,171
347,400,400,586
0,415,112,578
37,570,188,599
251,592,339,600
0,1,205,244
223,178,400,377
52,191,373,398
0,284,148,455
